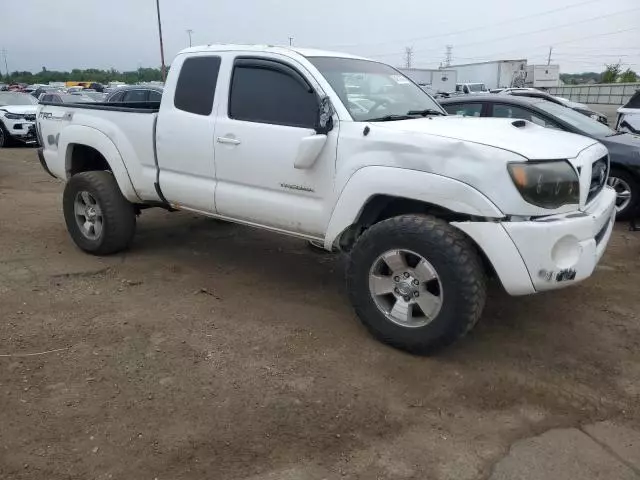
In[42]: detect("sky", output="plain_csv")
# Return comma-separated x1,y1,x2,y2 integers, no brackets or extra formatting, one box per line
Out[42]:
2,0,639,75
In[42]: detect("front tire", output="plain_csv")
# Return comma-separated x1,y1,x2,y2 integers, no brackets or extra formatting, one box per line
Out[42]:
63,171,136,255
346,215,486,354
607,168,639,220
0,122,11,148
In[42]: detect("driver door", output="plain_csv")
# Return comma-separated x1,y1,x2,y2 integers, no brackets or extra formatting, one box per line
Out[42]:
213,55,337,238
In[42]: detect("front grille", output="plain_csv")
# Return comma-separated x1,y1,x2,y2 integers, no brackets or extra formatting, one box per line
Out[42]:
587,156,608,204
24,114,36,121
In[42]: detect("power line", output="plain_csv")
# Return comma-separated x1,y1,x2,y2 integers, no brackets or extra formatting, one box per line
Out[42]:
366,5,639,63
155,0,166,82
326,0,601,50
413,7,640,56
552,52,638,58
409,26,639,65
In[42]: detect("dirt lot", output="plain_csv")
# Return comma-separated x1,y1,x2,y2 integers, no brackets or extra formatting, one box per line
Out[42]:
1,147,639,480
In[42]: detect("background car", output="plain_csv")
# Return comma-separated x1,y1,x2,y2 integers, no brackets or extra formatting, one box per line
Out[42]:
39,93,95,103
439,94,640,219
31,86,64,99
554,96,609,125
105,85,163,103
79,91,107,102
501,89,609,125
0,92,39,148
617,90,640,135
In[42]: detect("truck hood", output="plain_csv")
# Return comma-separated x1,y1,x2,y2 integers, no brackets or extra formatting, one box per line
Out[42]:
373,116,599,160
0,105,38,115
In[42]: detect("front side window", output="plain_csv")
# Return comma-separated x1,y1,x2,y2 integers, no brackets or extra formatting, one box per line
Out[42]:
308,57,445,122
229,62,317,128
174,56,221,115
443,103,483,117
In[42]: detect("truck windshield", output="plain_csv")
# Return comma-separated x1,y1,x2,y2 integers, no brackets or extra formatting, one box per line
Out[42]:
308,57,445,121
0,92,39,106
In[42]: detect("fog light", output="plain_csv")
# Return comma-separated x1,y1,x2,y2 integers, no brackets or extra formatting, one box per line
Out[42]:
551,235,581,269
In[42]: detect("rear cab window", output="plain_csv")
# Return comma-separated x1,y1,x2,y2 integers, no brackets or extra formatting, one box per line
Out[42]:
174,56,221,115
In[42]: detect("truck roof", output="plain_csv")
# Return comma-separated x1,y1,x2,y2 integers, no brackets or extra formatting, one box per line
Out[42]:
178,44,368,60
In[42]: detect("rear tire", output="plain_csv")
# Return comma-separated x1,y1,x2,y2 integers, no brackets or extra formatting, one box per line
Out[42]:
346,214,486,354
63,171,136,255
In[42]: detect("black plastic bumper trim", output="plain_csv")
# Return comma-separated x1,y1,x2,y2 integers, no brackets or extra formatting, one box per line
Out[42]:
37,147,57,179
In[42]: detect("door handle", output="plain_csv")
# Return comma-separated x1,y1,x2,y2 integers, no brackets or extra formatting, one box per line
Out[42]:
217,136,241,145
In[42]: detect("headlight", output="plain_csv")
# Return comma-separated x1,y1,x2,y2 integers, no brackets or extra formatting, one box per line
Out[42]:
5,113,24,120
507,160,579,209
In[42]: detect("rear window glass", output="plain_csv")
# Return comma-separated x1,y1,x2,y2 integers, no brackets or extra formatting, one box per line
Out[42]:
443,103,482,117
174,56,221,115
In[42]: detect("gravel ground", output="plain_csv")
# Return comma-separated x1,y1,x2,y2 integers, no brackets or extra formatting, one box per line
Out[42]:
1,147,639,480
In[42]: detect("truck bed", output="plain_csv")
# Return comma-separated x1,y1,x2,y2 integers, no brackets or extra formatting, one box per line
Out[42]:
38,101,160,113
37,102,161,203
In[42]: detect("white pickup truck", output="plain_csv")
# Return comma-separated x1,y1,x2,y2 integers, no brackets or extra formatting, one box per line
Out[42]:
37,45,616,353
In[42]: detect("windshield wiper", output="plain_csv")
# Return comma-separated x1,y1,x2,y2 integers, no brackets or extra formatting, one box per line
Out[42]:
367,114,414,122
406,109,446,117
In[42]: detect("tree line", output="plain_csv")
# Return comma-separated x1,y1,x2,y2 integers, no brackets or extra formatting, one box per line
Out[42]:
0,67,165,85
560,63,638,85
2,63,636,87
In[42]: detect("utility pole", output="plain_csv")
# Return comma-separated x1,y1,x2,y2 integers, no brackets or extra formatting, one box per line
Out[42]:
155,0,167,82
186,29,194,47
288,36,294,46
547,46,553,65
1,49,8,77
445,45,453,68
404,46,413,69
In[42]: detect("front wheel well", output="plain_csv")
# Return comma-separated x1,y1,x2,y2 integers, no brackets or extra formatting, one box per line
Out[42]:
336,196,497,279
67,144,111,177
337,195,478,251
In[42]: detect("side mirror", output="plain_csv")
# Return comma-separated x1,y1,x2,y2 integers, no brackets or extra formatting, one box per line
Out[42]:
316,95,334,134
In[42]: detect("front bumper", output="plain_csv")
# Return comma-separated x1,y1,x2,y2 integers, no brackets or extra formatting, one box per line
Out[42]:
5,118,37,144
453,187,617,295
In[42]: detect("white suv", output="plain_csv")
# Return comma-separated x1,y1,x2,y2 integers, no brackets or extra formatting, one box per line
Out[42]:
0,92,39,147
